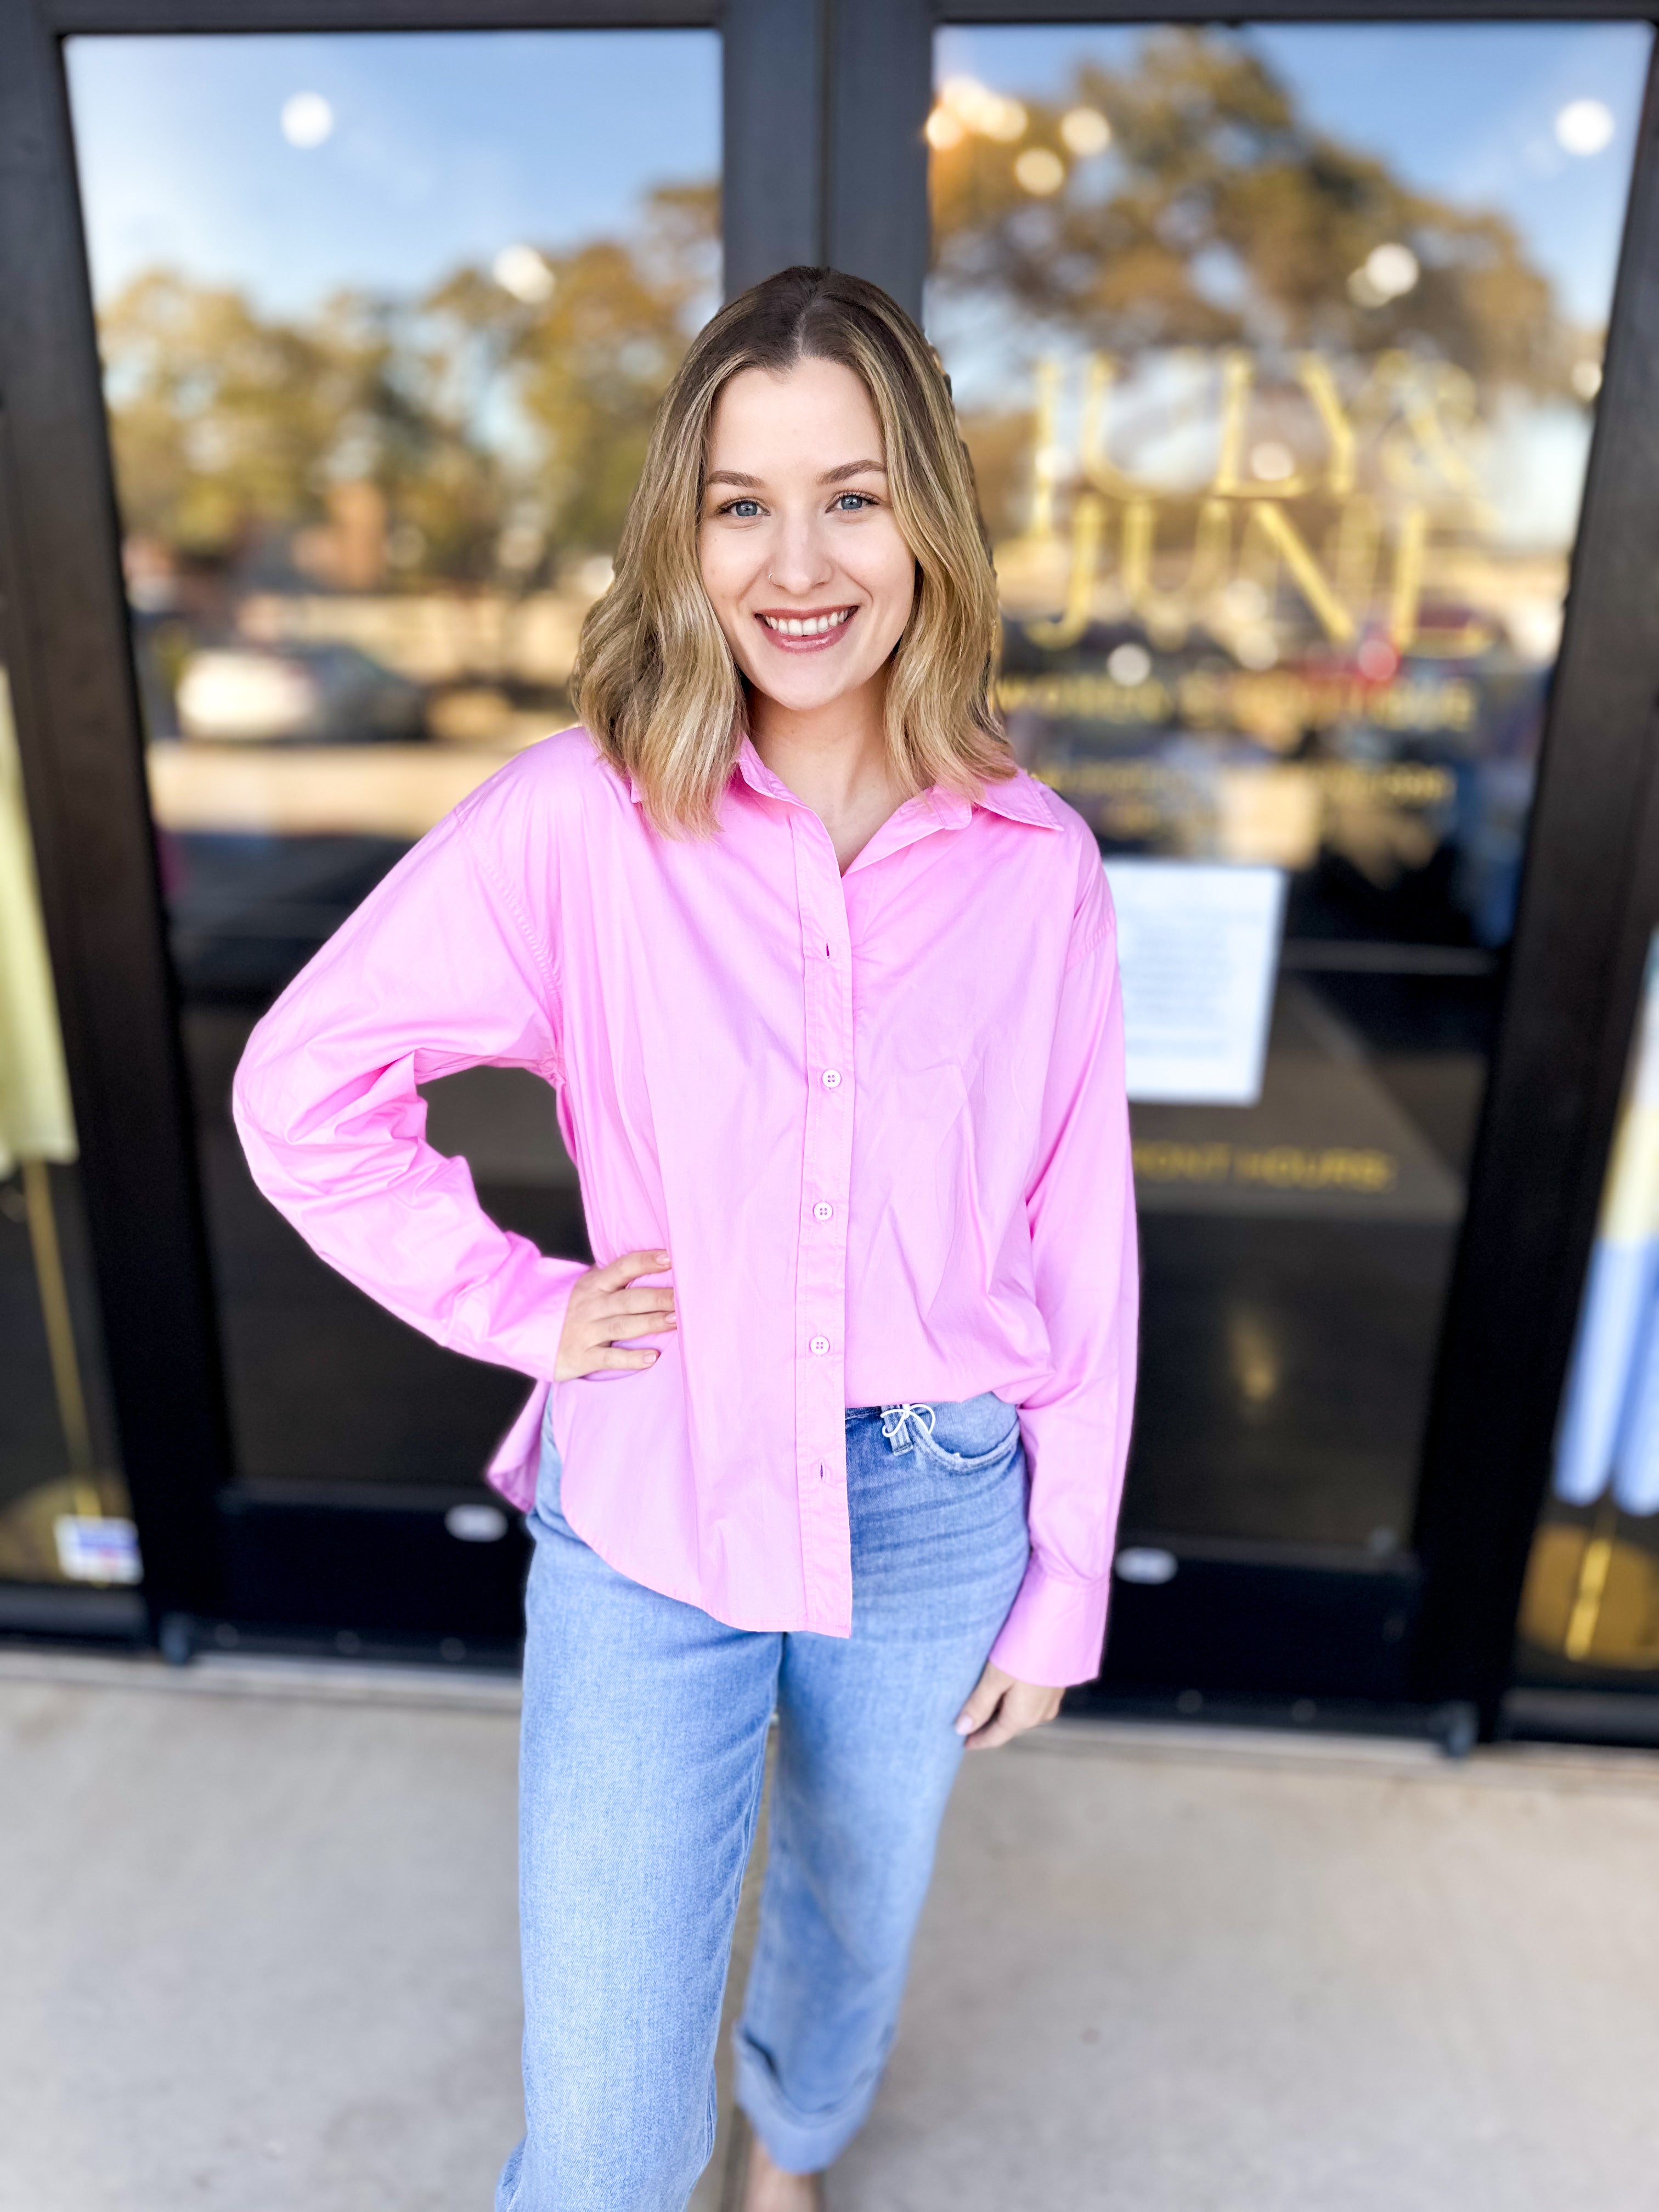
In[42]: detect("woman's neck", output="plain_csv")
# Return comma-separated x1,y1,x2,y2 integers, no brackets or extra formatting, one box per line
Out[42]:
749,672,905,874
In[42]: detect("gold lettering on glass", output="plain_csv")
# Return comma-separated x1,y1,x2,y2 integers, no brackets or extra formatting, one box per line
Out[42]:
1016,349,1497,657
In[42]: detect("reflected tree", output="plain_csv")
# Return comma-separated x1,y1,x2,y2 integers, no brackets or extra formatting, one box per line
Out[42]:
933,30,1566,378
99,179,719,589
930,31,1585,536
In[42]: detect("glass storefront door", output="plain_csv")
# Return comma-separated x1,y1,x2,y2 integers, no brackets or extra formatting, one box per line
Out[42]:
6,0,1659,1699
57,26,719,1644
926,21,1650,1692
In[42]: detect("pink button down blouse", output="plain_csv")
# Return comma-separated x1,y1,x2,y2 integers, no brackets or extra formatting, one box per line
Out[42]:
232,727,1138,1686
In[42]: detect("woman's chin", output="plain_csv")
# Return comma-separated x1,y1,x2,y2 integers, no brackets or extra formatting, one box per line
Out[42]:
743,656,887,715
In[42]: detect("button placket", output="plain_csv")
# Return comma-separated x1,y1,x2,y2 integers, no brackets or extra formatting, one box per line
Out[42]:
789,809,856,1633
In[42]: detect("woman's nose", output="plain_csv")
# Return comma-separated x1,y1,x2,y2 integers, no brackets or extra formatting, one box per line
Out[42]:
765,514,832,596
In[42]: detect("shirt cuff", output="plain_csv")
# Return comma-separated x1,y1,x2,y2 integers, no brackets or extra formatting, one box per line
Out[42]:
521,1267,582,1383
453,1257,584,1384
988,1555,1111,1688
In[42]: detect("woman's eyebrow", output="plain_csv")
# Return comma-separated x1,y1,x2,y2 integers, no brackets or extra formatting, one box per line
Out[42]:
705,461,885,490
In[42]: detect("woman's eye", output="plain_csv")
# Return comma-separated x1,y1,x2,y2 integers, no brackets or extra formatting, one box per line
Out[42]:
723,498,763,518
833,492,873,512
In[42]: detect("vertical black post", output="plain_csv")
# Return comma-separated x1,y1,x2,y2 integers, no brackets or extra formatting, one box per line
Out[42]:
1411,43,1659,1729
0,0,230,1622
823,0,931,318
723,0,828,294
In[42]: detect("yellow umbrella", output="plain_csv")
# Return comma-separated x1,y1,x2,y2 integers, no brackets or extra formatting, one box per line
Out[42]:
0,671,96,1499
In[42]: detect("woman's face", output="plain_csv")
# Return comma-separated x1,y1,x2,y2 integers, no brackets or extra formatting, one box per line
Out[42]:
698,357,917,718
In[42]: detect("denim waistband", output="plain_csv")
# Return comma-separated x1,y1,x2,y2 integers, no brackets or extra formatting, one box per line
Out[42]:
847,1392,1018,1459
845,1396,996,1421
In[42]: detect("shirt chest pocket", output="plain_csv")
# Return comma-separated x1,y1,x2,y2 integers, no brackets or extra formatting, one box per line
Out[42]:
876,1060,970,1161
859,1060,977,1300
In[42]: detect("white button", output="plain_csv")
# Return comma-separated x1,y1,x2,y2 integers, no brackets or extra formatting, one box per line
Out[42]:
822,1069,842,1089
813,1201,833,1221
810,1335,831,1356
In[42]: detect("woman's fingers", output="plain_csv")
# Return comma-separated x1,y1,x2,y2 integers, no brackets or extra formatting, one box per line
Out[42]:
605,1287,677,1317
596,1248,672,1288
966,1713,1017,1750
553,1250,674,1379
955,1663,1062,1751
602,1311,677,1341
954,1663,1008,1741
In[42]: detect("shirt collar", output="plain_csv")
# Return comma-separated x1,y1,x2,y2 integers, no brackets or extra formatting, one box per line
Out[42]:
628,738,1058,832
624,735,778,807
971,770,1062,831
733,736,793,805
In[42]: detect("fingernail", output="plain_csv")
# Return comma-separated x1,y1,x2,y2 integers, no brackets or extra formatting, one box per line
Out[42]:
954,1714,973,1735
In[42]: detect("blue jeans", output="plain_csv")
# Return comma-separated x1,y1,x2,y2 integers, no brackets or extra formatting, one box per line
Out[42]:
495,1394,1029,2212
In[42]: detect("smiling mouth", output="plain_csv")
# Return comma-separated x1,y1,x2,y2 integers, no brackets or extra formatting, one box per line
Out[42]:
756,607,856,640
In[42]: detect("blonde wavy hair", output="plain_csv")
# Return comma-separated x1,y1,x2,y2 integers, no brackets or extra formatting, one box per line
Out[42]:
572,264,1012,834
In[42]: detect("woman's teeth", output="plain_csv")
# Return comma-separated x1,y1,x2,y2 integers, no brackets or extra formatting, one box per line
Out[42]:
760,609,853,637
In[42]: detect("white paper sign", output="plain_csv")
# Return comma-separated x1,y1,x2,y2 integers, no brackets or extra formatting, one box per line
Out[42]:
1103,859,1286,1105
54,1514,143,1585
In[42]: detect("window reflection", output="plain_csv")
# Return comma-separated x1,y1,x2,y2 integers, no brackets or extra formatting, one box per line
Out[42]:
67,30,720,1489
930,22,1649,1547
72,30,719,983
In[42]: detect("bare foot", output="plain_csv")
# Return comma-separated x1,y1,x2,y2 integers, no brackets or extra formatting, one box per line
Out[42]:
740,2128,823,2211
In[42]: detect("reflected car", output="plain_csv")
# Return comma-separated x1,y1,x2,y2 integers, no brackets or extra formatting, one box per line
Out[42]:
175,643,426,744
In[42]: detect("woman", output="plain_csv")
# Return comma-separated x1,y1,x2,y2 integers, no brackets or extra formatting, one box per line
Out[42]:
233,266,1137,2212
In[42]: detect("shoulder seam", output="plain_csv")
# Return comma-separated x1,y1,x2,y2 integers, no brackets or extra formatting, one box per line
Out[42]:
1064,860,1114,972
1064,905,1113,972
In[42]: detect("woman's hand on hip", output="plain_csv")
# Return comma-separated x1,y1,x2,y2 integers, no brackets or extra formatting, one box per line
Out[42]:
554,1249,675,1380
954,1661,1063,1750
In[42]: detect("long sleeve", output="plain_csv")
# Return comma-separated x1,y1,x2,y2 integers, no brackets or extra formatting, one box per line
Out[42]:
989,856,1139,1686
231,790,587,1386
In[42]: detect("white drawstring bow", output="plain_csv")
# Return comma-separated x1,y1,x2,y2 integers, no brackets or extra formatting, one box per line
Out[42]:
879,1403,936,1454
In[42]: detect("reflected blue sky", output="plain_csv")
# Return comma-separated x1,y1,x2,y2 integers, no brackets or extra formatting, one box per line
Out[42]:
936,22,1650,330
66,31,721,314
66,22,1644,335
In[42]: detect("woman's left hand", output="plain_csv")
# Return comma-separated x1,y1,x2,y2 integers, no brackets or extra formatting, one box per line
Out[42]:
953,1662,1063,1750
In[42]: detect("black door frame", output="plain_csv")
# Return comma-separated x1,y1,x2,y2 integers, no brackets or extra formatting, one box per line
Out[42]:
3,0,1658,1729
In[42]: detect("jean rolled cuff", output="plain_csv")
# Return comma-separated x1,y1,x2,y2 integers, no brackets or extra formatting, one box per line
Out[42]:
732,2022,887,2175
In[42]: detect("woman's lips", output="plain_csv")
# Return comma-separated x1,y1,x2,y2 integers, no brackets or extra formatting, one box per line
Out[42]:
754,606,857,653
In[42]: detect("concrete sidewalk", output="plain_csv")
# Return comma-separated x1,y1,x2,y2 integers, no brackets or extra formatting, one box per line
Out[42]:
2,1650,1657,2212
